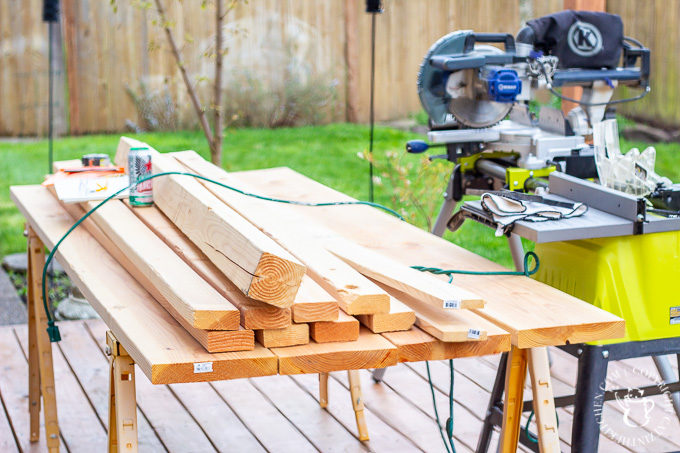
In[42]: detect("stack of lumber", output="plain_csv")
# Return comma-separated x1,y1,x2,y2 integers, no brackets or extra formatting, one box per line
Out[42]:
45,136,497,355
10,139,628,384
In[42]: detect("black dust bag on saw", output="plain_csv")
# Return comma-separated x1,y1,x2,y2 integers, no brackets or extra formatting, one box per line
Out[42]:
525,10,623,69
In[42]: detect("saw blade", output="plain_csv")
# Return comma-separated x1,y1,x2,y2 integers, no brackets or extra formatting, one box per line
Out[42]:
448,97,513,128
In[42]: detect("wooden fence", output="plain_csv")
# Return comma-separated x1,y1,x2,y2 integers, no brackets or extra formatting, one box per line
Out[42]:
0,0,678,136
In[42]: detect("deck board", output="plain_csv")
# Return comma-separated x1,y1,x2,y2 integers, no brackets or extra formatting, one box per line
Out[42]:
0,320,676,452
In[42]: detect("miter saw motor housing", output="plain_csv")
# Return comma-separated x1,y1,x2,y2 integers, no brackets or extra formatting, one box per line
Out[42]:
413,10,650,179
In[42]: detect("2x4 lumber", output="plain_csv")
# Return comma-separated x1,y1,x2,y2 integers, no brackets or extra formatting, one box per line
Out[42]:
381,326,511,363
309,311,360,343
232,167,626,348
272,327,398,375
79,199,240,331
11,185,277,384
254,323,310,348
325,238,484,310
170,150,390,315
355,297,416,334
57,199,253,353
291,276,339,323
372,279,488,343
115,137,306,308
128,202,292,330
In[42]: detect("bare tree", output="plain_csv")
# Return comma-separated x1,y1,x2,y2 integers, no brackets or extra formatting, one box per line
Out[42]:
152,0,239,166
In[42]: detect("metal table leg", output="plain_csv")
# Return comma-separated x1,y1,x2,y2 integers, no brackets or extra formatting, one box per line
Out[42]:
477,352,508,453
431,169,459,237
371,367,387,383
652,355,680,419
571,345,609,453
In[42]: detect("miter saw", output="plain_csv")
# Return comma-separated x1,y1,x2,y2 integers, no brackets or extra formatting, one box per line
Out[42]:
406,10,651,236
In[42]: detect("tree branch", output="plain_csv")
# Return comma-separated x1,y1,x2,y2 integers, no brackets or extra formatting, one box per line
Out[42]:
153,0,214,151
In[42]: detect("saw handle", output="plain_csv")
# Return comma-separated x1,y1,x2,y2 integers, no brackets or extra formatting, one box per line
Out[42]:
463,33,516,53
406,140,429,154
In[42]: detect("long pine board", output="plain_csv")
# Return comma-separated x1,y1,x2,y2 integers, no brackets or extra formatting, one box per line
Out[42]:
325,237,484,310
228,167,626,348
58,200,253,353
129,203,292,330
170,150,390,315
80,199,240,330
11,185,277,384
273,327,398,375
116,137,306,308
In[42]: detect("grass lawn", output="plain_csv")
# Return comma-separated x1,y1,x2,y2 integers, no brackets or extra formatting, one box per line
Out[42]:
1,123,679,270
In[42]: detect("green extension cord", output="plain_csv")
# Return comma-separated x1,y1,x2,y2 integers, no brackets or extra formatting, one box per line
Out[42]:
416,251,540,453
41,170,404,343
525,409,559,443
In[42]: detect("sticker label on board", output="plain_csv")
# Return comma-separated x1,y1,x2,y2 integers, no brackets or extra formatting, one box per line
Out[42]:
671,306,680,325
443,299,461,309
467,328,481,340
194,362,213,373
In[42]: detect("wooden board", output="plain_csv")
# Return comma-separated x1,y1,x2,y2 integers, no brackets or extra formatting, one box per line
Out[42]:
230,167,626,348
291,275,339,323
309,310,360,343
325,237,485,310
372,279,488,343
116,137,306,308
11,185,278,384
382,326,511,362
255,323,310,348
170,150,390,315
57,199,252,353
80,199,240,330
355,296,416,334
129,202,292,330
272,327,398,375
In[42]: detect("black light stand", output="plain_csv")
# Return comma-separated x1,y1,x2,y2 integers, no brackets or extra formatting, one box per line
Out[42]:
365,0,383,203
43,0,60,173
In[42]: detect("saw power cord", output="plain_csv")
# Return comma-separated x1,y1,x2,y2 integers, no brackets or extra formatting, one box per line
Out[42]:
426,360,457,453
412,251,539,283
525,409,559,443
40,170,404,342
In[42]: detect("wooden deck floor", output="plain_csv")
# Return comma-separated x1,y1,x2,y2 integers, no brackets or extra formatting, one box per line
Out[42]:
0,320,678,452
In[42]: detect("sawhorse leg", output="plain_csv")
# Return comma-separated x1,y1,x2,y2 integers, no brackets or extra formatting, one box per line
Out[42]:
27,226,60,452
499,346,560,453
106,331,138,453
318,371,369,441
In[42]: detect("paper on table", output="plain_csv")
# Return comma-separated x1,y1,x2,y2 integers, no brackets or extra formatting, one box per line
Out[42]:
54,173,130,203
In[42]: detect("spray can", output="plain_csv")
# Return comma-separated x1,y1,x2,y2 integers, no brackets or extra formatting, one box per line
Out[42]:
128,147,153,206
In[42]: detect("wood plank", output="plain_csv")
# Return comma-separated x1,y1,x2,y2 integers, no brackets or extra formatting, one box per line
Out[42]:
273,327,398,375
129,202,292,330
170,150,391,316
230,167,626,348
86,320,221,452
333,369,468,452
383,325,511,363
14,325,108,453
292,372,422,452
210,379,318,453
80,198,240,330
355,296,416,334
291,275,339,323
168,381,267,453
373,278,489,343
310,310,360,343
0,328,57,452
11,185,277,384
249,375,368,452
55,321,167,452
57,199,254,353
115,137,306,308
0,394,18,453
325,237,485,310
255,323,310,348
